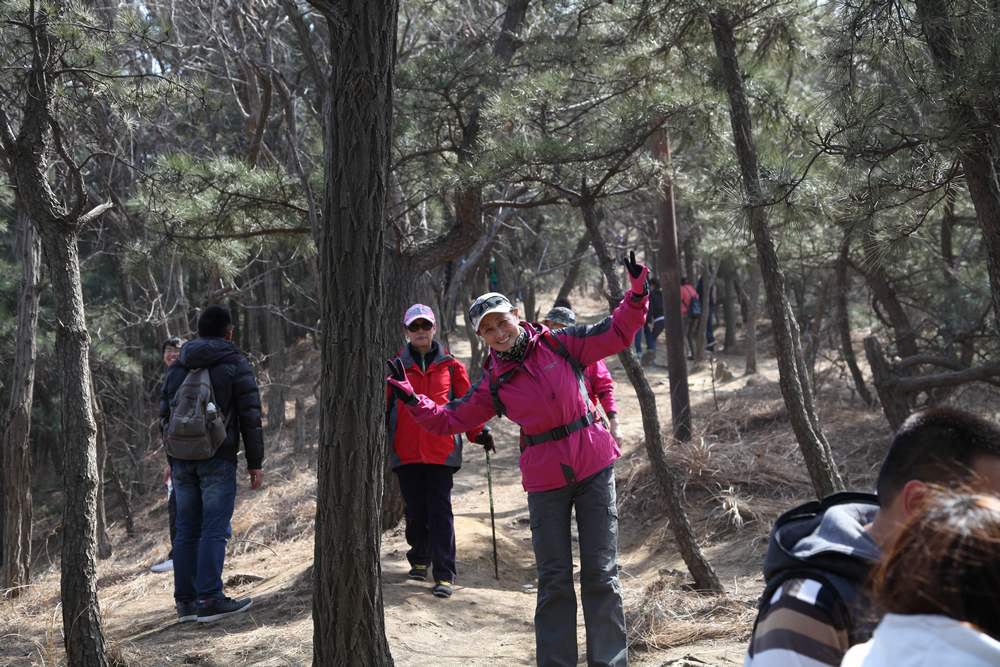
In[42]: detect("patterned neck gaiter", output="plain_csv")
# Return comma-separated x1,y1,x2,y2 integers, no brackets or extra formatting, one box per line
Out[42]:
496,327,528,363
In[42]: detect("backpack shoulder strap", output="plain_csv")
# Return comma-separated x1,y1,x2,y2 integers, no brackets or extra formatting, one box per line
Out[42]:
540,331,594,410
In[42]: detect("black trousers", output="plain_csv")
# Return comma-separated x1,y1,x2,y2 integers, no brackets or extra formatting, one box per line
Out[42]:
395,463,457,583
168,486,177,559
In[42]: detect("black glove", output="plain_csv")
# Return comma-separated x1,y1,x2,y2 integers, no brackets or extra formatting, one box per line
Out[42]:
386,359,417,405
474,429,495,453
621,250,649,295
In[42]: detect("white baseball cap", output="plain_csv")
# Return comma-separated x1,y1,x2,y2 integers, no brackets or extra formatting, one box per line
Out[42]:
468,292,514,334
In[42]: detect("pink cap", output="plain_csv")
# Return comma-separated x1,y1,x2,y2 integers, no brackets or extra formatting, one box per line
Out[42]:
403,303,436,327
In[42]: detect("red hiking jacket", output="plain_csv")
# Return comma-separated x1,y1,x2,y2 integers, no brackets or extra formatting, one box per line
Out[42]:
386,343,483,469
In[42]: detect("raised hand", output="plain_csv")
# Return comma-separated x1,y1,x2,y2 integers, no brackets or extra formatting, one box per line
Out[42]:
386,359,417,405
621,250,649,295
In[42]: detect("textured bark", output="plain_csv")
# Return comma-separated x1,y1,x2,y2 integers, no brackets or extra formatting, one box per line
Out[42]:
1,208,40,594
711,9,844,497
555,231,592,306
39,229,108,667
580,197,722,593
651,132,693,442
836,234,876,406
859,220,920,358
295,397,307,453
864,337,914,430
310,1,397,664
745,260,760,375
721,260,738,352
91,386,113,560
265,256,287,431
914,0,1000,333
0,6,109,663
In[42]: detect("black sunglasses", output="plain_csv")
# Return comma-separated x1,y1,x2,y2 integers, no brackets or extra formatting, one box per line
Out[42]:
406,320,433,332
469,295,509,320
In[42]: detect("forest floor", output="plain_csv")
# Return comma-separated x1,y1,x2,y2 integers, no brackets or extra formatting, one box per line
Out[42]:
0,291,901,666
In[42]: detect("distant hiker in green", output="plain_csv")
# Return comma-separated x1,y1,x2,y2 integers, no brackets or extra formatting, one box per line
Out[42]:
385,304,493,599
388,252,650,667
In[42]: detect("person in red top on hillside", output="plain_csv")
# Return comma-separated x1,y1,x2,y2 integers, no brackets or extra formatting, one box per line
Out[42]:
680,276,701,359
541,306,623,443
386,303,493,599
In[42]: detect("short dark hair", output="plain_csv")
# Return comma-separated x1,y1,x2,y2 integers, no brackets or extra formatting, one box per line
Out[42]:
552,297,573,310
873,490,1000,640
161,336,183,355
876,407,1000,505
197,305,233,338
649,277,660,288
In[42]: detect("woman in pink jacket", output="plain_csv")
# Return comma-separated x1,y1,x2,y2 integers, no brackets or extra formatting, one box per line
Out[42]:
388,253,649,667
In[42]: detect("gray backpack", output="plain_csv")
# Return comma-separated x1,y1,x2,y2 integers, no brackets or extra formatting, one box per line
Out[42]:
165,367,228,460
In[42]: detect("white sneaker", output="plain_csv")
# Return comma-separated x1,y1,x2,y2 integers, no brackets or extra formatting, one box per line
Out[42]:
150,559,174,573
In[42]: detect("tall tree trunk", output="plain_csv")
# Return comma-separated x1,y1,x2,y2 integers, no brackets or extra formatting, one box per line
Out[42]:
555,231,592,306
1,207,40,594
1,6,110,662
91,384,113,560
836,232,876,406
721,259,738,352
859,220,920,358
39,228,109,667
914,0,1000,333
651,131,693,441
580,196,722,593
310,1,397,664
745,260,760,374
710,9,844,497
265,255,287,431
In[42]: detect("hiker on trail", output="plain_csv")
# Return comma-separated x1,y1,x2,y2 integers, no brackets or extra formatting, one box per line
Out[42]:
744,407,1000,667
151,336,185,574
387,252,650,667
841,490,1000,667
679,277,700,359
386,303,493,599
631,278,664,366
541,306,623,444
160,305,264,624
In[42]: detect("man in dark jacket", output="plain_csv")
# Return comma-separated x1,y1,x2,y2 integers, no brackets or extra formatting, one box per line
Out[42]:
160,305,264,623
744,407,1000,667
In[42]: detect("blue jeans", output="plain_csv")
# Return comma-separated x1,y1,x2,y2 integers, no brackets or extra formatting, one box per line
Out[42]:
527,465,627,666
171,458,237,604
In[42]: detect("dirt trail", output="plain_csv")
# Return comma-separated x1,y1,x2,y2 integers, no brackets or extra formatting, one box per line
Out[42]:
2,292,768,666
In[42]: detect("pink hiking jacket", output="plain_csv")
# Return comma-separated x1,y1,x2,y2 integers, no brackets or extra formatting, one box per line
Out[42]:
401,290,648,492
585,359,617,416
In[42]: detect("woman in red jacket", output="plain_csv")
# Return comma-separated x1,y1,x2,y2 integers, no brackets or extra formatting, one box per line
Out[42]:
386,304,493,599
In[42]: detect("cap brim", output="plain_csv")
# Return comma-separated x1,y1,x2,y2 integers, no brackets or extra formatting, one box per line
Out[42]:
404,316,435,327
474,305,513,333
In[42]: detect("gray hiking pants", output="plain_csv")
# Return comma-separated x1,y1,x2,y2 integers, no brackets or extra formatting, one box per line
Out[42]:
527,464,627,667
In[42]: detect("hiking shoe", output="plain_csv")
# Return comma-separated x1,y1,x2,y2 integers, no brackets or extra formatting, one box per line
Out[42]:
150,558,173,573
176,601,197,623
196,596,252,622
432,581,453,598
408,565,428,581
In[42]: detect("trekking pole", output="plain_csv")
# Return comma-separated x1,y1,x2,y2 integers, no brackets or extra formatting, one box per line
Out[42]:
485,449,500,580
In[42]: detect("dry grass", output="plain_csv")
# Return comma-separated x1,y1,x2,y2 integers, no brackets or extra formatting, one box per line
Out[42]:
625,575,756,651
